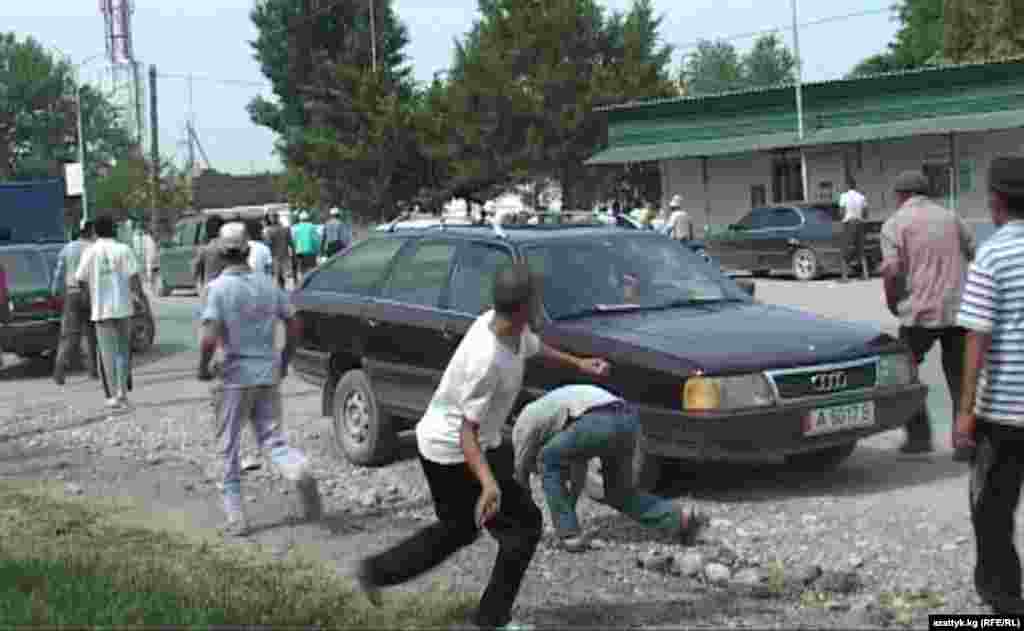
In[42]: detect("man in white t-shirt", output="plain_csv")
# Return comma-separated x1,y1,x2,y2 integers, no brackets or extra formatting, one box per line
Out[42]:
355,263,611,629
75,215,142,409
662,194,694,241
839,181,869,281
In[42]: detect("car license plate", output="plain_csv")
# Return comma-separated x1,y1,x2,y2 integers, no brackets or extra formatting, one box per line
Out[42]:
804,401,875,436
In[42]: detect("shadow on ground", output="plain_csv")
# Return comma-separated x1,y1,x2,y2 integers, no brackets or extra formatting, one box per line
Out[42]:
653,443,967,504
528,591,781,628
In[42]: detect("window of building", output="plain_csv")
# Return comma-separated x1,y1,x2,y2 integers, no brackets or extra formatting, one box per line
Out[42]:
750,184,767,208
305,237,407,296
772,154,804,203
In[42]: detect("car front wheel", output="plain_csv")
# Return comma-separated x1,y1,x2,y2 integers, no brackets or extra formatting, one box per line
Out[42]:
584,435,663,503
783,441,857,471
792,248,820,281
331,369,396,466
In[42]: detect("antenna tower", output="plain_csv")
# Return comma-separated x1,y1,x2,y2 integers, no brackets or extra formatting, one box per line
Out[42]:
99,0,146,151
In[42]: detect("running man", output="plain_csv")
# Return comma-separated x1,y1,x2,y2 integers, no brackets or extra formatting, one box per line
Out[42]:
513,384,709,552
355,263,610,629
198,222,321,536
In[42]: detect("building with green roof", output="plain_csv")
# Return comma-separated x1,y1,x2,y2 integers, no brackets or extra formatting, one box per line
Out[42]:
586,57,1024,231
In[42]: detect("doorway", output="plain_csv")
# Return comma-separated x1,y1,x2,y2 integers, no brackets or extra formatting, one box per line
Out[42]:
772,153,804,203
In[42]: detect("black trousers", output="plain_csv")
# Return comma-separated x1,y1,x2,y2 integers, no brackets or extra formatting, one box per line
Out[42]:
323,241,345,258
363,444,542,628
841,219,868,278
54,290,97,379
899,325,966,442
971,420,1024,609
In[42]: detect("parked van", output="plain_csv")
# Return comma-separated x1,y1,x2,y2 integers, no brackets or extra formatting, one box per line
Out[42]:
157,207,270,296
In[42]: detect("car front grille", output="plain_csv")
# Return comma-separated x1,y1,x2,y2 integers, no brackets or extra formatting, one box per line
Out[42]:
769,361,877,400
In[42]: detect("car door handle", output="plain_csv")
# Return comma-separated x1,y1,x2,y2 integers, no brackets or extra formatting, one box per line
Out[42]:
441,325,454,340
367,318,379,328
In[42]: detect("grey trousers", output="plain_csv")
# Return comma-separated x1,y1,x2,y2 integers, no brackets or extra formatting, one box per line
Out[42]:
95,318,132,397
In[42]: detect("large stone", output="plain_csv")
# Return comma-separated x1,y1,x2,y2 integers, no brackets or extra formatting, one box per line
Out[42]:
704,562,732,585
797,564,823,586
672,551,704,577
732,567,765,586
817,570,862,595
638,551,673,573
359,489,380,508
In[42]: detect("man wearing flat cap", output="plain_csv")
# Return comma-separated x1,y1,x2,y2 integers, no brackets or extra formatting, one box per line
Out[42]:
955,156,1024,615
880,169,976,458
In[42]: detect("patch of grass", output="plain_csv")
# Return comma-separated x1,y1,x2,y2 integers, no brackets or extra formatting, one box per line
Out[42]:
765,559,787,596
0,481,474,628
878,590,945,626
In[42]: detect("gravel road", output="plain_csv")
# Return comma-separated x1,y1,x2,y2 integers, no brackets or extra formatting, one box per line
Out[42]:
0,278,1002,628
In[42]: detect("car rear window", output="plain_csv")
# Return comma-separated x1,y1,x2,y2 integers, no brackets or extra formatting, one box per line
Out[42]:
0,251,48,294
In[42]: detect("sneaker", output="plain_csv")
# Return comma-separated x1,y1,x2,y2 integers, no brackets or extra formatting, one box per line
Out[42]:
497,622,536,631
105,397,121,408
679,506,710,547
219,511,249,538
354,560,382,607
296,475,323,522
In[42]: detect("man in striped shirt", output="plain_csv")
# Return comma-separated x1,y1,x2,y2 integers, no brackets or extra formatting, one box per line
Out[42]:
955,155,1024,615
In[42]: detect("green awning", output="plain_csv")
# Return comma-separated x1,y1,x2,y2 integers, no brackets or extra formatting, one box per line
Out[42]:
585,132,801,165
797,109,1024,147
586,109,1024,165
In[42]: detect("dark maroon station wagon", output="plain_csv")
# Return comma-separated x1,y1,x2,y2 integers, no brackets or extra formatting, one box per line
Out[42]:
291,219,927,494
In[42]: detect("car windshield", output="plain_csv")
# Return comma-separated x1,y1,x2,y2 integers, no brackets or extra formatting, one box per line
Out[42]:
523,234,748,321
0,251,48,294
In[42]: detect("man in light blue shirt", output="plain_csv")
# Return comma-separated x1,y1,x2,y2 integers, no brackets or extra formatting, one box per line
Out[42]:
513,385,709,552
198,222,321,536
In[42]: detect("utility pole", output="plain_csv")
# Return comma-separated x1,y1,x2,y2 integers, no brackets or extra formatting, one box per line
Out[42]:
791,0,809,202
149,64,161,237
186,74,196,176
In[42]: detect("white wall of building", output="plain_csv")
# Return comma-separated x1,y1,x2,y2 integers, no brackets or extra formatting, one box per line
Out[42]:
659,127,1024,231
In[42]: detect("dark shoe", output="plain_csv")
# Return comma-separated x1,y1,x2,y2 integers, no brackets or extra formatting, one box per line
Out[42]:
679,506,711,547
53,371,65,386
982,592,1024,615
355,560,381,607
899,439,934,454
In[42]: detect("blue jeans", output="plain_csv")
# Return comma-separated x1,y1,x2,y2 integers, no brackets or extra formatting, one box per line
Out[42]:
540,405,681,538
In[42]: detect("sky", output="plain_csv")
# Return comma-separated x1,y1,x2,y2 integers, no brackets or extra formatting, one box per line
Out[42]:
8,1,900,175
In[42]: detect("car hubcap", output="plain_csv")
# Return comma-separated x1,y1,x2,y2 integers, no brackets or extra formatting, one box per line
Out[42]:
796,253,814,276
343,391,370,444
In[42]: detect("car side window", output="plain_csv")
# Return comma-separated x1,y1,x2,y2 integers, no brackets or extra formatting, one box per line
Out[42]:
766,208,801,229
305,237,407,296
380,240,458,307
449,243,514,315
736,209,768,230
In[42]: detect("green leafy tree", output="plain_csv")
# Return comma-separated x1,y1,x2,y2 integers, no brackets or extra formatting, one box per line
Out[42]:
743,33,796,88
0,33,133,181
92,156,192,215
945,0,1024,63
849,0,944,76
248,0,418,221
679,39,743,95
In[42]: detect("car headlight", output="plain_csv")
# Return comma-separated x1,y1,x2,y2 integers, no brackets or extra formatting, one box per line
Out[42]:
683,373,775,411
877,353,915,387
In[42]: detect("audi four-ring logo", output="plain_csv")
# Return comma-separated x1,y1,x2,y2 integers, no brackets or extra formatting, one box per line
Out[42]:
810,371,848,392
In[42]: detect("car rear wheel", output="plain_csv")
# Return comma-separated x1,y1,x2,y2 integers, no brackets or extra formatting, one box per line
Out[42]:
331,369,396,466
783,442,857,471
584,435,663,503
792,248,819,281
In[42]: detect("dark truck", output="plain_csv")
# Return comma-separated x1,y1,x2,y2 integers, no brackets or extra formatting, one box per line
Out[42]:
704,203,883,281
0,179,68,361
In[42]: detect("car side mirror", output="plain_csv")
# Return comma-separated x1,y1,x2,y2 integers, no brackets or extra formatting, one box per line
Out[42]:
735,278,756,297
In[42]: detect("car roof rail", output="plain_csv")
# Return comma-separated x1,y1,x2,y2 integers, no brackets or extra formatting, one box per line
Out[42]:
490,216,508,239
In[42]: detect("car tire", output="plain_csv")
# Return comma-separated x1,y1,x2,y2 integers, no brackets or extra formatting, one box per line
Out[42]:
792,248,820,281
132,315,155,354
783,442,857,471
331,369,396,466
584,435,663,503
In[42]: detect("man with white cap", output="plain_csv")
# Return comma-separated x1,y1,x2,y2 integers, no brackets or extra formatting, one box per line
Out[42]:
198,222,322,536
290,210,320,284
662,194,694,241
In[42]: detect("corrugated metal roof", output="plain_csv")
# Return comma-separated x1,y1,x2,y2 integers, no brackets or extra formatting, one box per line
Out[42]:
585,109,1024,165
597,55,1024,113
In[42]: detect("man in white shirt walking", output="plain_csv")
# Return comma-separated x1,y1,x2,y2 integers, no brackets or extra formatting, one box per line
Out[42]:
355,263,610,630
513,385,709,552
662,194,694,241
75,215,143,409
839,180,869,281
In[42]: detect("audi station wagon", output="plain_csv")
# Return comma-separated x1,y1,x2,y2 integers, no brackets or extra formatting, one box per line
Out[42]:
291,220,926,493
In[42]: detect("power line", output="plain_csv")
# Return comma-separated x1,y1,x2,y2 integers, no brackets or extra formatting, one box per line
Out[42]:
157,72,269,89
673,6,893,52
